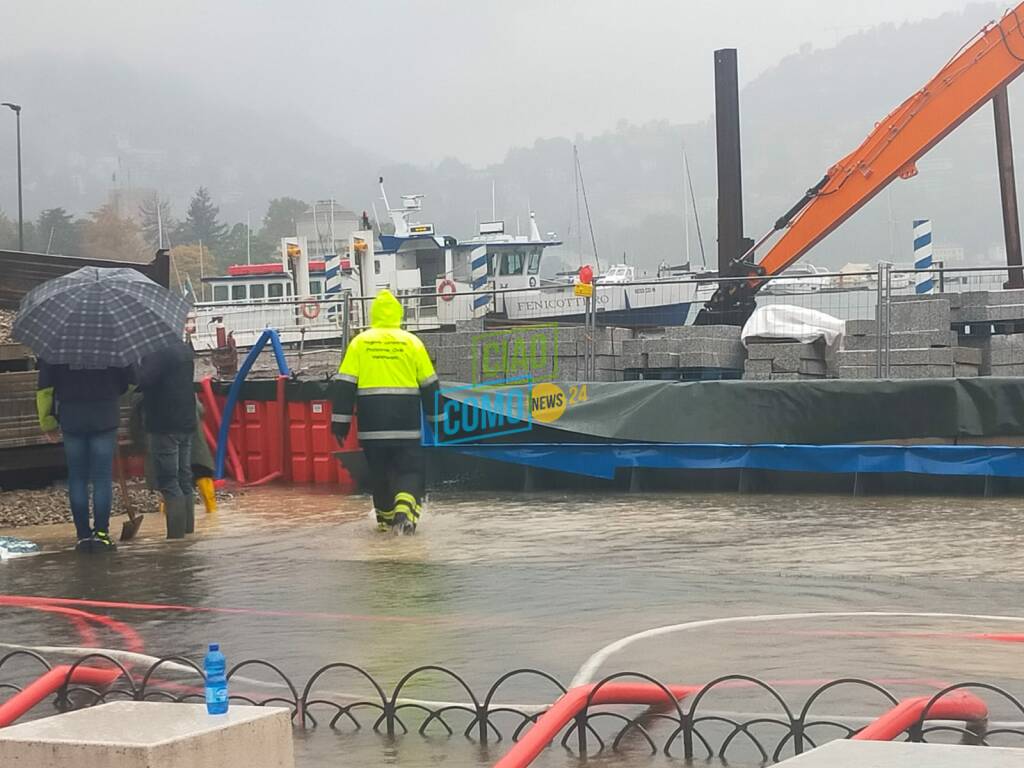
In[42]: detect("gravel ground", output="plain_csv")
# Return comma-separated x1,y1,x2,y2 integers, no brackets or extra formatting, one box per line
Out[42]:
0,309,14,344
0,485,241,528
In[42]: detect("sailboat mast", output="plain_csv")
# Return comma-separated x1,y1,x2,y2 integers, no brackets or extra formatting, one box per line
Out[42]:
574,144,583,266
684,147,691,266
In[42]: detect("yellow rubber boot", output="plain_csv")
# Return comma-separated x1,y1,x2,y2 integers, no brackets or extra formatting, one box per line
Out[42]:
196,477,217,514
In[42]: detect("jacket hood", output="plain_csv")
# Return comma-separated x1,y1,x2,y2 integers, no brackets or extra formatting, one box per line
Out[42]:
370,289,404,328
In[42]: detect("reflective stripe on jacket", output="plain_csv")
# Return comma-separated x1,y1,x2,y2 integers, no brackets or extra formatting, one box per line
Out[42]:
332,290,441,441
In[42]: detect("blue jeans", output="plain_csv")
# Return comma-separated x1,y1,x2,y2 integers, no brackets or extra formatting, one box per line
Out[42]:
62,429,117,540
149,433,193,500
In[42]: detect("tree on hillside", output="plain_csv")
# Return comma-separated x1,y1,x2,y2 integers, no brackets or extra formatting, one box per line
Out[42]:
139,195,175,250
260,197,307,241
182,187,228,248
82,203,147,262
36,207,81,255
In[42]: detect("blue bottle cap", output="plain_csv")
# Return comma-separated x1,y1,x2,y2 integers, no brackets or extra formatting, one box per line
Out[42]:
209,643,219,652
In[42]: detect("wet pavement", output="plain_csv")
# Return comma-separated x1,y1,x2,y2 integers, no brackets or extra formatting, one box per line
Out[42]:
1,487,1024,766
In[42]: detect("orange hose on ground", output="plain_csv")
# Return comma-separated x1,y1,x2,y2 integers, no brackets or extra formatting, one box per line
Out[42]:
493,682,698,768
0,665,122,727
852,690,989,742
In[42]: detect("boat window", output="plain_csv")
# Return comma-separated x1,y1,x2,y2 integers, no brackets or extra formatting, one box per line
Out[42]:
249,284,265,300
231,284,247,301
268,283,284,299
310,279,323,296
527,249,541,275
286,283,293,295
500,250,526,275
374,260,382,275
213,285,228,302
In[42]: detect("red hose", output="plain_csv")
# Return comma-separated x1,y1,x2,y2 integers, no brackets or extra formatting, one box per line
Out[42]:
493,682,698,768
199,377,246,483
853,690,989,742
0,665,122,727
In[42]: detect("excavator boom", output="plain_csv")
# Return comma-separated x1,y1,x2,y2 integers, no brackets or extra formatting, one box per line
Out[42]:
697,5,1024,325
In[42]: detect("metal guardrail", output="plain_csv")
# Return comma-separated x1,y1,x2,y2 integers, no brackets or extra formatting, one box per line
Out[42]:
187,264,1024,383
1,652,1022,763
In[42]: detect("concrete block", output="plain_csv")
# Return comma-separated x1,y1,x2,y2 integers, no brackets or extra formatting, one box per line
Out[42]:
0,702,294,768
954,363,980,377
675,351,739,369
775,739,1024,767
888,298,951,331
990,363,1024,376
843,330,957,352
845,319,877,337
744,359,773,375
665,324,742,341
958,288,1024,307
620,353,643,369
838,365,877,379
769,372,825,380
645,353,680,368
957,304,1024,323
746,340,825,360
792,358,828,376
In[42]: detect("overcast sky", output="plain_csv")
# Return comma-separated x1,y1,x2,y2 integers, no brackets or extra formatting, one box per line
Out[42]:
5,0,987,166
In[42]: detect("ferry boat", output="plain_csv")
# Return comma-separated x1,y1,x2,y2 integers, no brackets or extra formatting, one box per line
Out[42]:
188,182,717,347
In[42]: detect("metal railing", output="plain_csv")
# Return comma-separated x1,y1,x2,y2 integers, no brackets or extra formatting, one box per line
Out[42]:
187,265,1024,383
2,652,1022,764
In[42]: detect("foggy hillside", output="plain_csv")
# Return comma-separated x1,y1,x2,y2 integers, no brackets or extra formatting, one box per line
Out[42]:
1,2,1018,272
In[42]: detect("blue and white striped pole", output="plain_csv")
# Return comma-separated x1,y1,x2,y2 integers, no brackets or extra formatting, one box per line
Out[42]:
471,246,491,317
913,219,934,294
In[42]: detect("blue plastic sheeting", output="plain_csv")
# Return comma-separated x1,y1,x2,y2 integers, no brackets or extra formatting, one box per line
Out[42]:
441,442,1024,480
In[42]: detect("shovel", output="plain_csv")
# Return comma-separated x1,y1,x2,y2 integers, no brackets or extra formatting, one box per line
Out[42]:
116,450,144,541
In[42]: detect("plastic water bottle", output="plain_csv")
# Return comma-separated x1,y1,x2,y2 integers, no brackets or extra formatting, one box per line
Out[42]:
204,643,228,715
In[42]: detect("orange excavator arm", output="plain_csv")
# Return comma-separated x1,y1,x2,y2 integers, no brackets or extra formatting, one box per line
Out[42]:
697,5,1024,324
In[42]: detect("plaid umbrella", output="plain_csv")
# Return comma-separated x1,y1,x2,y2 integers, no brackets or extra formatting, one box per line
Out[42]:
13,266,192,368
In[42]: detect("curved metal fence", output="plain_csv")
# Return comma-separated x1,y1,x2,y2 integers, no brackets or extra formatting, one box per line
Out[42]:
2,652,1023,763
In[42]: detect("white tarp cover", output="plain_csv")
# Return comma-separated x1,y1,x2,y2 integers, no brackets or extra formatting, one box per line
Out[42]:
741,304,845,347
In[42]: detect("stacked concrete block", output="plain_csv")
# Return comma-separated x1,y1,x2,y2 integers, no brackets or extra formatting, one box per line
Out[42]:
837,346,981,379
838,296,979,378
743,339,830,381
950,289,1024,325
961,333,1024,376
621,326,744,378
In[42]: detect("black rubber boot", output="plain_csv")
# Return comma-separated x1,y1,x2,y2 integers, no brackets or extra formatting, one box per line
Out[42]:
165,497,187,539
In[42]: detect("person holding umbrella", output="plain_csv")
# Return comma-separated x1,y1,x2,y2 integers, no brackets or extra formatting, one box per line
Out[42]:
35,359,134,551
14,266,192,552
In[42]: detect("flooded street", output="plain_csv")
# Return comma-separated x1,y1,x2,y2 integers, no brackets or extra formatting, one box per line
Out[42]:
2,488,1024,766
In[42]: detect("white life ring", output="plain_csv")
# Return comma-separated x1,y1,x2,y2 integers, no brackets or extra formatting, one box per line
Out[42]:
529,276,538,288
438,279,457,302
301,300,321,319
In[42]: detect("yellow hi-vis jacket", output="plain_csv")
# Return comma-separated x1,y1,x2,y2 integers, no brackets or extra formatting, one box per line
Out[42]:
332,290,441,441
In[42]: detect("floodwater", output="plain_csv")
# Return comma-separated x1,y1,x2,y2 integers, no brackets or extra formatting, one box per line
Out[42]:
2,487,1024,766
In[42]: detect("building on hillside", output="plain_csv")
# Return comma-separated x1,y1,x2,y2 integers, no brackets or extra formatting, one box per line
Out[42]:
295,201,366,259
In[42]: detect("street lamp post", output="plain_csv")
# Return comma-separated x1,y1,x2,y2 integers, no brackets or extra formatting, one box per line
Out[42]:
1,103,23,251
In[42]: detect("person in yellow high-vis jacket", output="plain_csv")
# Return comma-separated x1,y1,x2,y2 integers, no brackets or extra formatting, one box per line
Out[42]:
332,290,442,534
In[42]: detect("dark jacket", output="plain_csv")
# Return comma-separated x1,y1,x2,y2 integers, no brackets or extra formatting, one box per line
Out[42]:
136,341,198,435
36,360,134,435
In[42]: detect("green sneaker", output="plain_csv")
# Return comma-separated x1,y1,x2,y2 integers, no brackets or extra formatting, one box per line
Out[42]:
91,531,117,551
